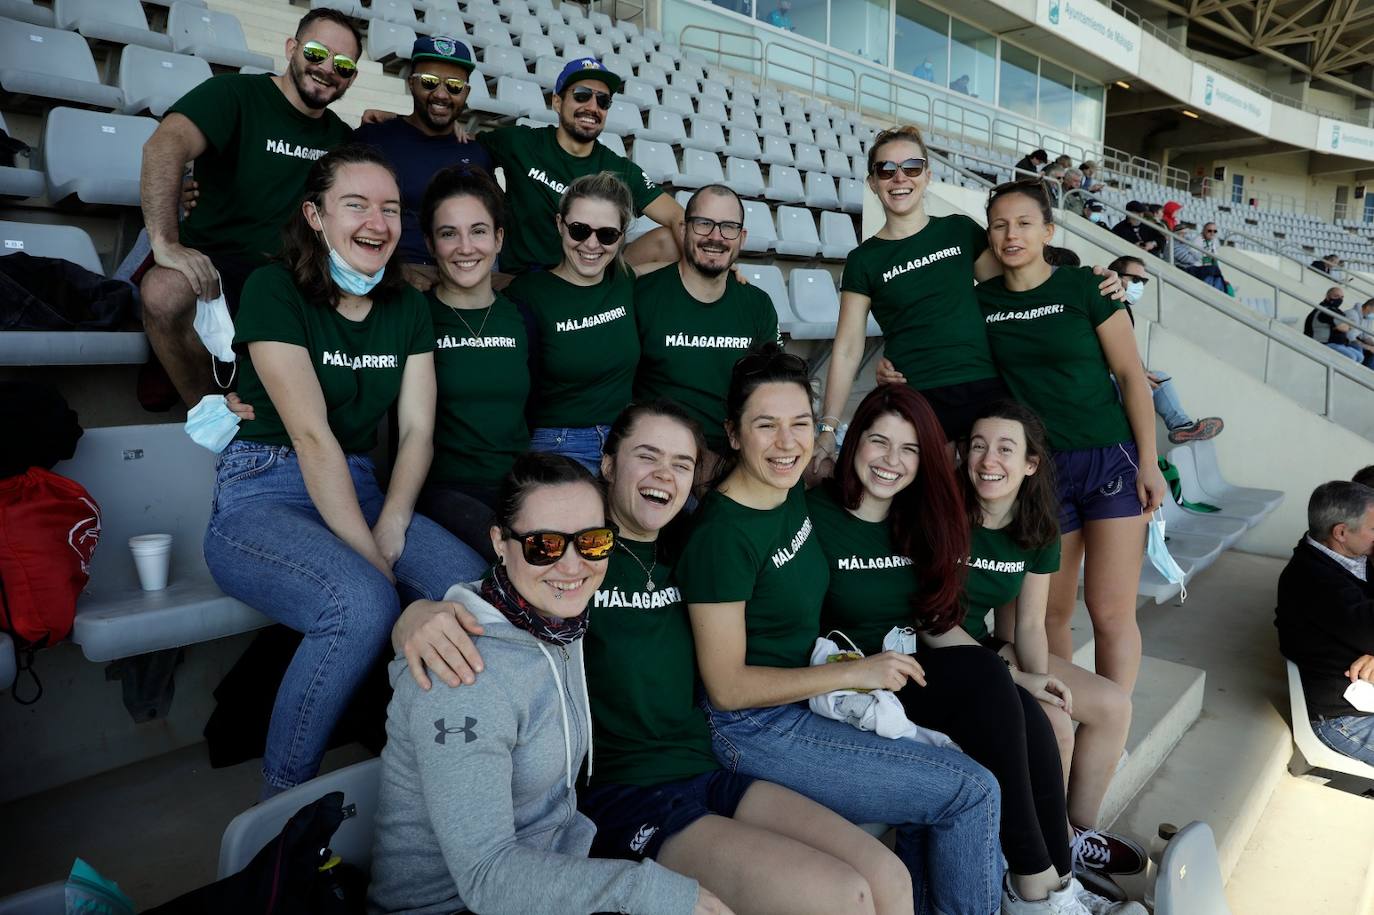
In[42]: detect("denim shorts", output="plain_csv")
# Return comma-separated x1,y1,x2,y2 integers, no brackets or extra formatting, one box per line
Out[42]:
528,424,611,476
1053,441,1143,534
579,769,754,861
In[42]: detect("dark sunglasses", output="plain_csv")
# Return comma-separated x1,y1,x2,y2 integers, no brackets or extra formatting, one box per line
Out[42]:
686,216,743,240
734,349,809,377
414,73,468,94
568,86,613,109
872,157,926,180
300,40,357,78
564,221,623,245
507,526,616,566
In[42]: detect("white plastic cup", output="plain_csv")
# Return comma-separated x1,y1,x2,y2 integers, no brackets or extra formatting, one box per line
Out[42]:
129,533,173,591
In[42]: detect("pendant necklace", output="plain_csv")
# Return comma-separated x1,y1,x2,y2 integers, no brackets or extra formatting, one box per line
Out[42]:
616,539,657,592
439,289,493,340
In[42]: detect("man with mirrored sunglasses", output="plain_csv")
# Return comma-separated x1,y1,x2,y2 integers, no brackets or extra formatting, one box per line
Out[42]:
137,8,358,408
633,185,780,473
475,58,686,275
353,36,493,291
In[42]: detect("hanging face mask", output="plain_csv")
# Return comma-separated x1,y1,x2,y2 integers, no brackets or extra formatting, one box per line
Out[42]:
185,394,241,453
1124,279,1146,306
312,202,386,296
1146,509,1187,601
192,273,236,388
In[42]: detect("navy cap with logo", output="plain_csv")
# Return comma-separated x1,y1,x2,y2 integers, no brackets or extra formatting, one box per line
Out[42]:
1125,200,1146,214
554,57,623,94
411,35,476,72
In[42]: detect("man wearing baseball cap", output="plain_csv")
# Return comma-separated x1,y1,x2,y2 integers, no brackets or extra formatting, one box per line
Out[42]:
353,35,493,290
475,57,684,274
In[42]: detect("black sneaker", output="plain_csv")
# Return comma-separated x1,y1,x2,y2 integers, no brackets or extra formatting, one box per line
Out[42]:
1071,825,1147,876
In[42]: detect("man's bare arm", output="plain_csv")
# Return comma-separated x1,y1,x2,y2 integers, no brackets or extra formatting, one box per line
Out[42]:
140,113,220,297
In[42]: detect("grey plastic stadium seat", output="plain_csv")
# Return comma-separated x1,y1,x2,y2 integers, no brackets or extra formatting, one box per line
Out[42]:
740,201,777,253
758,96,783,117
787,268,841,337
597,132,626,157
788,121,815,145
588,11,614,32
1167,446,1276,527
44,107,157,206
728,107,759,132
668,71,699,94
0,20,125,110
838,177,864,214
470,21,512,49
530,55,564,90
813,129,839,152
463,2,502,25
739,263,791,328
0,633,14,694
535,6,563,28
369,0,419,27
479,44,529,79
615,18,640,40
604,100,642,135
761,135,794,167
760,114,788,139
702,78,729,100
53,424,270,662
561,44,593,64
54,0,173,51
731,90,757,113
636,63,669,90
515,27,553,61
545,24,577,51
0,220,103,273
220,759,381,880
584,34,613,57
685,119,726,154
804,172,839,211
775,206,821,258
696,97,728,125
661,88,694,119
118,46,213,116
636,108,686,144
648,50,674,70
1179,440,1284,512
1286,660,1374,782
850,155,867,181
425,13,470,41
794,143,825,174
561,4,586,22
723,128,761,160
496,76,555,122
642,27,664,46
674,147,723,188
820,211,858,259
0,113,44,199
1160,494,1247,553
366,22,417,69
823,148,851,177
1151,821,1233,915
726,157,765,199
618,42,646,67
625,213,656,243
169,3,274,71
630,139,676,184
840,133,863,157
764,164,805,204
466,72,520,117
0,0,54,26
602,52,634,77
620,77,658,110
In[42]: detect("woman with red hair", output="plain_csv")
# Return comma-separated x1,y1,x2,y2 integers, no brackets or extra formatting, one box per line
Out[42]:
808,384,1141,915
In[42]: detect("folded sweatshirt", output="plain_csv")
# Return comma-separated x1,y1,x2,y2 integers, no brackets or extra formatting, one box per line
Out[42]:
368,582,700,915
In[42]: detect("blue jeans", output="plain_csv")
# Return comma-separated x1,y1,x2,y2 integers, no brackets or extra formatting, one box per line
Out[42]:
203,442,487,791
705,700,1002,915
529,424,611,476
1148,370,1192,430
1313,713,1374,766
1327,342,1363,362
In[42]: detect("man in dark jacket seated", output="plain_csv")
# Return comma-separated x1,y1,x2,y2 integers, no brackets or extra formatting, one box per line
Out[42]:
1276,480,1374,765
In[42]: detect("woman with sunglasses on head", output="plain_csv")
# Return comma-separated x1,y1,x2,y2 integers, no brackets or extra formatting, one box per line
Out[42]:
202,145,487,797
961,402,1142,895
975,178,1166,698
505,171,671,475
371,451,728,915
807,385,1143,914
675,342,1003,915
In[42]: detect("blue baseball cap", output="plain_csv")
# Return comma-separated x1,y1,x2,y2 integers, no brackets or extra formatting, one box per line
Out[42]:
410,35,476,72
554,57,622,94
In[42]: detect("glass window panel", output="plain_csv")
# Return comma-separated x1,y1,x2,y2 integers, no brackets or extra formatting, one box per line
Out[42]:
894,0,948,86
831,0,889,65
1071,78,1103,139
706,0,753,15
948,20,995,101
999,43,1038,116
756,0,827,44
1039,59,1073,130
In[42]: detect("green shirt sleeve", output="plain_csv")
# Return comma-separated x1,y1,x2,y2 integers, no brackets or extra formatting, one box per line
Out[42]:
839,245,871,295
1031,536,1062,575
167,74,242,154
233,266,308,348
754,286,781,343
622,158,664,215
677,517,761,605
960,213,990,259
1081,267,1125,327
402,288,436,355
475,125,515,168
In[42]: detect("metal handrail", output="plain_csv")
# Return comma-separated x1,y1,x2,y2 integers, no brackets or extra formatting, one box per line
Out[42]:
1216,229,1374,297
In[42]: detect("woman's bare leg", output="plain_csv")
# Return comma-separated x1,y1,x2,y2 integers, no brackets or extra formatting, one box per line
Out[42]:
1040,655,1133,829
1080,515,1148,692
1045,529,1085,661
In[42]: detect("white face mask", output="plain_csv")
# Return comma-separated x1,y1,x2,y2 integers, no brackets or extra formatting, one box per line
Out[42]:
192,273,236,388
1089,211,1108,226
1125,279,1146,305
185,394,241,453
1147,509,1188,600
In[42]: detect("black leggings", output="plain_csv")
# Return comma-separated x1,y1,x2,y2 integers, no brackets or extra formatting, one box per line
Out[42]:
415,481,500,564
897,644,1071,877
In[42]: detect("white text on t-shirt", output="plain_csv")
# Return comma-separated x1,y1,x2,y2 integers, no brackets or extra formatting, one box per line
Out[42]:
881,246,962,283
837,554,913,570
593,585,682,610
557,306,628,332
321,351,399,369
984,304,1065,324
772,517,814,569
664,333,752,348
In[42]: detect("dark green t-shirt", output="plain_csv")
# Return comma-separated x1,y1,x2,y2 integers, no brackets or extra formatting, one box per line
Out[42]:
807,484,918,657
233,265,433,453
428,291,531,488
675,487,829,670
839,213,996,390
477,125,664,273
633,264,779,451
171,74,351,264
505,266,639,428
977,266,1132,451
960,524,1062,640
584,541,718,788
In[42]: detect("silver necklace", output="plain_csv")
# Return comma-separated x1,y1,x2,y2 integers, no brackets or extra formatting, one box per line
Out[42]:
438,289,494,340
616,539,657,592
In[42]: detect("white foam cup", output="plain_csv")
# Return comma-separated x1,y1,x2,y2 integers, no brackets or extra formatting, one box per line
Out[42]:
129,533,173,591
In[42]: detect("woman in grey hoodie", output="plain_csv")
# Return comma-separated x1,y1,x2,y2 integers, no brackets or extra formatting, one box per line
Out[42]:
368,452,727,915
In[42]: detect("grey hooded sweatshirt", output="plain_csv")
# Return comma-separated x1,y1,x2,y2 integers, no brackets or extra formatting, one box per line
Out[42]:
368,582,700,915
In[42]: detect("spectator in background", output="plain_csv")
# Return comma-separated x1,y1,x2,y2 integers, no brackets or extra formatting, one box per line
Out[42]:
1139,205,1169,255
1084,200,1110,227
950,74,973,95
1112,202,1158,253
914,58,936,81
352,37,492,292
1060,169,1091,216
1276,480,1374,766
766,0,795,29
1304,286,1364,363
1312,253,1342,276
1053,154,1072,171
137,8,358,409
1015,148,1048,177
1078,162,1104,192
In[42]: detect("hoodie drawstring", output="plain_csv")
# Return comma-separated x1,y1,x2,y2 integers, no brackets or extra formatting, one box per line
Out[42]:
534,641,574,791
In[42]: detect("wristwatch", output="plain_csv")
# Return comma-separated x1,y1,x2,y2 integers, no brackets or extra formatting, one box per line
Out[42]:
817,421,837,436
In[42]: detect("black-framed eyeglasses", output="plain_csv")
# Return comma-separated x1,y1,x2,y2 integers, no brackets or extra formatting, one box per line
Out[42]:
1203,228,1218,234
686,216,743,240
564,221,623,245
300,40,357,78
872,157,926,181
733,349,809,378
506,526,616,566
413,73,468,94
569,86,613,110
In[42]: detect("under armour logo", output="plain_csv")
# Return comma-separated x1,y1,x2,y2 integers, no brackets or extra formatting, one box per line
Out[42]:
434,716,478,745
629,824,658,854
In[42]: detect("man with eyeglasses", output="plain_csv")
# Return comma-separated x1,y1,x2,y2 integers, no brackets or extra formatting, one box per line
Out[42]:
137,9,358,408
475,59,685,275
633,185,778,468
353,36,492,291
